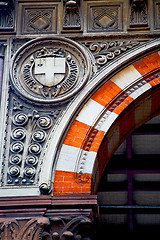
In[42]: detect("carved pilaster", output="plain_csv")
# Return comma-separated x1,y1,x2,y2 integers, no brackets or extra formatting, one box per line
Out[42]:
0,43,6,101
63,0,81,31
0,0,14,30
129,0,148,28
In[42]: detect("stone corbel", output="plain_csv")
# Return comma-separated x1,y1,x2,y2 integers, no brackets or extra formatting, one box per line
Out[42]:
41,216,95,240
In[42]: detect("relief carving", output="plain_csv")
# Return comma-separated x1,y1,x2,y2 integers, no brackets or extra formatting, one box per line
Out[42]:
10,37,91,104
22,47,79,99
84,40,141,70
0,0,14,30
63,0,81,30
22,5,57,34
3,37,92,190
41,216,94,240
0,215,95,240
3,95,62,187
87,3,123,32
39,181,52,195
154,0,160,30
129,0,148,28
0,217,50,240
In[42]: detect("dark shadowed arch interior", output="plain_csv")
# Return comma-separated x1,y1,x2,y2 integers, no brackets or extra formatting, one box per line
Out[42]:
97,113,160,235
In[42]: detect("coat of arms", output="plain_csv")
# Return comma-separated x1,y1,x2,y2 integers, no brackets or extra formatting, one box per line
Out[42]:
34,48,66,87
22,47,79,98
10,37,90,103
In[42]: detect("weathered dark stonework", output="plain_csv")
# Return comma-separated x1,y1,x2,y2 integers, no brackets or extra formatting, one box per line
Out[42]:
0,196,98,240
154,0,160,30
129,0,148,28
0,0,14,30
63,0,81,31
0,43,6,101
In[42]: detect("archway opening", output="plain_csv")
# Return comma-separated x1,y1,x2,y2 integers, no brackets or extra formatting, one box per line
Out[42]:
97,114,160,235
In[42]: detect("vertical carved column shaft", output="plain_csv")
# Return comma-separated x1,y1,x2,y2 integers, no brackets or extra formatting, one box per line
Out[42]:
0,44,5,102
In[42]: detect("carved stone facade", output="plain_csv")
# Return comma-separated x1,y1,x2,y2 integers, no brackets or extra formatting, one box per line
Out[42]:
0,0,160,238
154,0,160,30
3,94,63,187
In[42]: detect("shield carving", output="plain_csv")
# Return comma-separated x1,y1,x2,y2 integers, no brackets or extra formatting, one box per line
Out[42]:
34,57,66,87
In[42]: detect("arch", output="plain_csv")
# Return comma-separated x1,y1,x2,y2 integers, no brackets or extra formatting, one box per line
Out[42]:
53,48,160,195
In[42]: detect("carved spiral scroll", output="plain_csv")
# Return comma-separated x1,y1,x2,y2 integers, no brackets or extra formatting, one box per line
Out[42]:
13,113,28,126
11,128,26,140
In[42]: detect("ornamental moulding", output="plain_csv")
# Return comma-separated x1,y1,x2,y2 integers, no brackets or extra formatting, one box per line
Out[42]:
83,40,144,70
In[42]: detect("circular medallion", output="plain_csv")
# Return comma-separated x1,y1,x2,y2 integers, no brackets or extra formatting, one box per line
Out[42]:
10,37,91,103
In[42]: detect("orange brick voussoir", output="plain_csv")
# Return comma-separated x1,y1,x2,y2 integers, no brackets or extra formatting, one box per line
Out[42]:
133,52,160,76
63,120,91,148
53,170,92,195
91,80,123,107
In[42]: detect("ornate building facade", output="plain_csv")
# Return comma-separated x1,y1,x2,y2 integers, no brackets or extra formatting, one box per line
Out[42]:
0,0,160,238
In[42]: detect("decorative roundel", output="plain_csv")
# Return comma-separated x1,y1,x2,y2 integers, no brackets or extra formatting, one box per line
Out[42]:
10,37,91,103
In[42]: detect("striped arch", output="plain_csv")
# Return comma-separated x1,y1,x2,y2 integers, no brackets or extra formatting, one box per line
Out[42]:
53,50,160,196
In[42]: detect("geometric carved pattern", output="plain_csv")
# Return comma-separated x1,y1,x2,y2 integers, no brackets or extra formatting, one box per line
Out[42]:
87,3,123,32
21,5,57,34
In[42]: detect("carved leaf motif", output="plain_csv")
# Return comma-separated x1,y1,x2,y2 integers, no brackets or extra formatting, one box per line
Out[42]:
0,220,20,240
84,40,141,68
0,216,95,240
18,218,50,240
